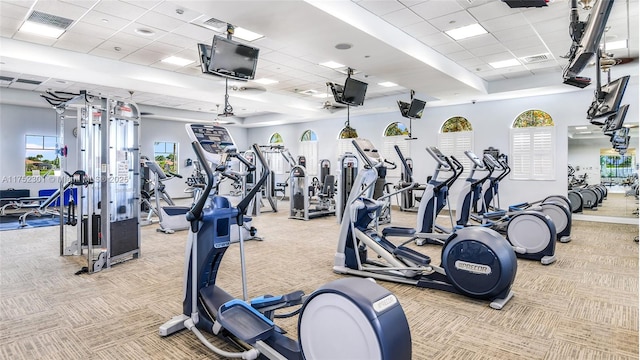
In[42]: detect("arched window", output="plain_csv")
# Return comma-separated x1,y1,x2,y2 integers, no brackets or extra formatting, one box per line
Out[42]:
382,122,410,179
269,132,284,144
510,110,555,180
337,124,359,158
299,129,318,175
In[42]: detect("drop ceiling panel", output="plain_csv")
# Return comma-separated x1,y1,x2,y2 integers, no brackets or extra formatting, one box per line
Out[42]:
135,11,186,32
156,32,195,48
357,0,406,16
381,8,424,28
493,26,538,43
93,0,148,21
122,48,165,65
110,32,156,48
410,1,464,21
12,32,58,46
502,36,545,51
1,2,29,20
401,20,439,38
151,1,203,22
418,32,454,47
428,11,477,32
70,21,119,40
510,45,550,58
432,41,465,55
0,18,21,37
481,13,529,33
59,0,100,9
32,1,90,19
467,43,508,57
457,33,500,50
80,10,132,30
171,23,214,42
55,32,105,52
467,0,516,22
141,41,182,55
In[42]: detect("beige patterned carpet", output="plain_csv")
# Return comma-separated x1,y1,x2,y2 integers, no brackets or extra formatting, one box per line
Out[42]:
0,198,637,359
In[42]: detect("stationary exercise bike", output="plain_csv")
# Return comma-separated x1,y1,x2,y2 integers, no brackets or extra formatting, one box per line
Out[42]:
159,126,412,360
334,139,517,310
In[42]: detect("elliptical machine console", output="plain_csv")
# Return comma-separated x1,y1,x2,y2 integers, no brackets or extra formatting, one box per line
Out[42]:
159,125,412,360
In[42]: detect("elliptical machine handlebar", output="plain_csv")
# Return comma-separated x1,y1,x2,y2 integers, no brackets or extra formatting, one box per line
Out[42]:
496,157,511,181
187,141,216,231
351,139,376,168
394,145,413,179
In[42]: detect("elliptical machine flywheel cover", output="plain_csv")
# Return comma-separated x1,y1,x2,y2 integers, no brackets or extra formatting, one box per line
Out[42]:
442,226,517,299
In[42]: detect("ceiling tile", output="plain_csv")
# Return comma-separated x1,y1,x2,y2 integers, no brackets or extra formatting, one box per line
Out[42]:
502,35,546,51
59,0,100,9
479,52,518,63
432,41,465,55
509,45,549,58
12,32,58,46
136,10,186,32
531,18,568,36
0,17,21,37
93,0,148,21
457,33,500,49
156,32,196,48
481,13,528,33
467,43,508,57
401,20,439,38
357,0,405,16
468,0,517,21
382,8,424,28
125,0,164,10
55,32,105,52
90,40,136,59
1,2,30,20
418,32,453,47
446,50,475,61
172,23,215,42
493,26,538,43
151,1,203,22
71,21,119,40
80,10,131,30
33,0,90,19
410,0,464,21
428,10,477,32
109,32,156,48
122,48,165,66
398,0,428,6
141,41,183,56
121,22,168,40
520,3,568,24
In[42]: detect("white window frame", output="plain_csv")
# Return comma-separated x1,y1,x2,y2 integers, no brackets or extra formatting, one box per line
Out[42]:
382,135,409,180
509,126,555,180
300,131,318,176
438,130,474,179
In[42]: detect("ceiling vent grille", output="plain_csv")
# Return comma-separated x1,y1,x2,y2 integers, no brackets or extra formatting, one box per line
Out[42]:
0,76,15,82
520,53,552,64
193,16,227,32
27,10,74,30
15,78,42,85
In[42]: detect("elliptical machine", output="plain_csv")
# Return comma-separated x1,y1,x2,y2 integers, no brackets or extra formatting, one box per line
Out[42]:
334,139,517,310
159,127,412,360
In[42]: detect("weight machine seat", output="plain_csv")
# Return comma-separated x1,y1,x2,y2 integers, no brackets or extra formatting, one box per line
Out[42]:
382,226,416,237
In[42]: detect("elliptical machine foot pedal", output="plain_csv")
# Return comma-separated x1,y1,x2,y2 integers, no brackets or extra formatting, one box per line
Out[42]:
393,246,431,265
217,299,275,343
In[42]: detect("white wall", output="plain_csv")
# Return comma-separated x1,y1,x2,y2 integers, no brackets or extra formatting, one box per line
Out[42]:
247,84,639,209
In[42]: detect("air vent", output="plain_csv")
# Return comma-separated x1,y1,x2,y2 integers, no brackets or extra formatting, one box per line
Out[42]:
27,10,74,30
16,78,42,85
0,76,15,82
520,53,552,64
193,16,227,32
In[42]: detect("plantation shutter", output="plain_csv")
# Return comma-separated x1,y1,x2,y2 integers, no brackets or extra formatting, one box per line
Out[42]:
299,140,318,175
438,131,473,178
337,139,356,159
510,127,555,180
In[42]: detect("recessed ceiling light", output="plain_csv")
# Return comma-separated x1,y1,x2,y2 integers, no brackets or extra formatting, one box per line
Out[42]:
605,40,627,51
489,59,521,69
161,56,194,66
320,61,345,69
378,81,398,87
445,23,487,41
19,21,65,38
252,78,278,85
575,126,588,130
135,28,155,36
578,131,593,134
335,43,352,50
233,27,264,42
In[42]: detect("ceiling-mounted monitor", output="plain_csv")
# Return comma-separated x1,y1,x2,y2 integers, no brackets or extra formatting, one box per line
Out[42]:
197,43,214,75
328,77,368,107
341,77,367,107
603,104,630,135
587,75,630,120
563,0,614,84
206,35,259,81
397,98,426,119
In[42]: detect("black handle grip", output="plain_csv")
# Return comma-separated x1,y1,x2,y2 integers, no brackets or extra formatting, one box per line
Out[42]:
187,141,215,230
352,140,374,168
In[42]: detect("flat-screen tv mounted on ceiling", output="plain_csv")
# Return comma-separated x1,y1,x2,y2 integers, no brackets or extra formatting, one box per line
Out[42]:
199,35,259,81
397,98,426,119
603,104,630,135
587,75,630,120
328,77,368,107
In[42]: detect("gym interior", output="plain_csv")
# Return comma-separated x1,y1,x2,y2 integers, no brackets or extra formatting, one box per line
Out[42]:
0,1,638,359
